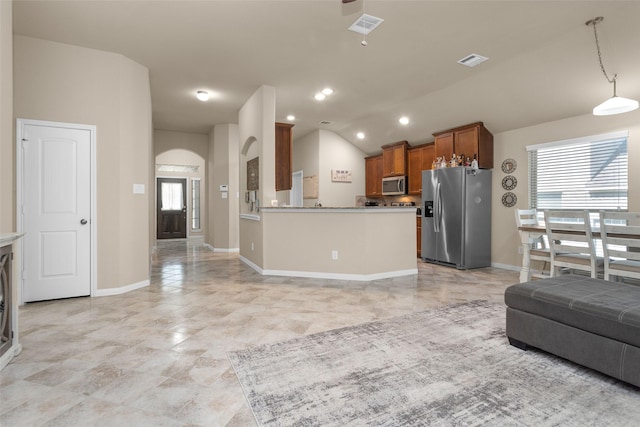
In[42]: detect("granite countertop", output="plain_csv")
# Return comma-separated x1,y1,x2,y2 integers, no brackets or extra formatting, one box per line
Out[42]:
0,233,24,247
261,206,418,213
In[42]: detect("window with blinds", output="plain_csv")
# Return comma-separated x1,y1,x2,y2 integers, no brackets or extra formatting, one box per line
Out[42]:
527,131,628,211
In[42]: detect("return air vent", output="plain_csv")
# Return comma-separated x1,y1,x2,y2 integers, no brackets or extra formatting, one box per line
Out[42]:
457,53,489,67
348,14,384,35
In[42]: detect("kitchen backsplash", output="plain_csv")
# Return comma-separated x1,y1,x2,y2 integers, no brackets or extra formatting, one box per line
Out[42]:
358,194,421,207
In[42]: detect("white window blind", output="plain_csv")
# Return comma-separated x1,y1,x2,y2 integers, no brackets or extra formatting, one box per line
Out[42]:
527,131,628,211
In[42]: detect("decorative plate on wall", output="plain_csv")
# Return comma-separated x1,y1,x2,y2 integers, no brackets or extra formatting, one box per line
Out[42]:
502,192,517,207
502,175,517,191
501,158,517,174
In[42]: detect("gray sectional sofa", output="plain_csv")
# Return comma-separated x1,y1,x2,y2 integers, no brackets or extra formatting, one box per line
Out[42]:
505,275,640,388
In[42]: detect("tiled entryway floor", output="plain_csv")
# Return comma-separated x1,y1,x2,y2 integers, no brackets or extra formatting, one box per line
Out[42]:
1,240,519,426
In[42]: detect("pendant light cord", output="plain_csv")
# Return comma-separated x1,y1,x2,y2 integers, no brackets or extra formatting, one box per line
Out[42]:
588,17,617,86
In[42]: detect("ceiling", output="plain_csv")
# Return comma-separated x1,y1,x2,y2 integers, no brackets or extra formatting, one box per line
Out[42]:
12,0,640,154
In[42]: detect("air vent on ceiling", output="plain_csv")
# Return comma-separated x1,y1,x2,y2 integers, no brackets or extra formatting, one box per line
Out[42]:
320,120,333,125
348,14,384,35
457,53,489,67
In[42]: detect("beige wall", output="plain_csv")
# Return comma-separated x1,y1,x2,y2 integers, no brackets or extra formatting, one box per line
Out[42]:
208,124,239,250
0,0,13,233
293,130,320,207
14,35,152,291
292,130,367,207
317,129,367,207
238,85,276,268
492,109,640,270
154,129,208,238
262,209,416,277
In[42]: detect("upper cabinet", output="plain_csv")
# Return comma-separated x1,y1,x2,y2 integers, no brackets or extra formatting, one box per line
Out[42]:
365,154,383,198
275,122,294,191
433,122,493,169
407,143,435,195
382,141,409,177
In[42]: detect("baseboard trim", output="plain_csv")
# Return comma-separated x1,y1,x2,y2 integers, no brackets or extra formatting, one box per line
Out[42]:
0,343,22,372
94,279,150,297
239,256,417,281
491,262,521,272
206,244,240,253
240,256,263,274
262,268,419,282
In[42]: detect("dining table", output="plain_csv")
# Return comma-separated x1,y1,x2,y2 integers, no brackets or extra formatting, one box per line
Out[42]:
516,225,636,282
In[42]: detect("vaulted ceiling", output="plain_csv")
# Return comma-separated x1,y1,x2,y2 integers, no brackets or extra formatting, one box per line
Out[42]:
12,0,640,154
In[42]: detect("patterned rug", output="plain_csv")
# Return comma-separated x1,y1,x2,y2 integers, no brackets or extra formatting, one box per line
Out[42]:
228,301,639,426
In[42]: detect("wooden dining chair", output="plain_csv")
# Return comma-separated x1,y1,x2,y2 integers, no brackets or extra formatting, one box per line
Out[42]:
599,211,640,282
514,208,551,280
544,210,604,278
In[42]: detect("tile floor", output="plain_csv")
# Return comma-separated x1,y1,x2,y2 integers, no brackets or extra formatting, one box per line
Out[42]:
1,240,519,426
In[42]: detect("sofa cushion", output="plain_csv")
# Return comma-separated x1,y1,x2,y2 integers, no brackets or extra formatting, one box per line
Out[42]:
504,275,640,348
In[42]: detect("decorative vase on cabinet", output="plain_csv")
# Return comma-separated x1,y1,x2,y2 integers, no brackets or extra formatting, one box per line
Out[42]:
433,122,493,169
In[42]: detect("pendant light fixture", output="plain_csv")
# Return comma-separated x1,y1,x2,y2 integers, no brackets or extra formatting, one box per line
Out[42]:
586,17,638,116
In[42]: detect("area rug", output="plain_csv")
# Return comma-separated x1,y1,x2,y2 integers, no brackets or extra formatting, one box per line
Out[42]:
228,301,639,426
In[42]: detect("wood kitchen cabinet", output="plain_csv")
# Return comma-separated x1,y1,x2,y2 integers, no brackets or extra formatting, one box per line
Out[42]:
407,143,435,195
275,122,294,191
434,132,454,161
382,141,408,177
433,122,493,169
365,154,383,198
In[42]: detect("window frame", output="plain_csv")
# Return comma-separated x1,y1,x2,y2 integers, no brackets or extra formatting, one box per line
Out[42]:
526,130,628,212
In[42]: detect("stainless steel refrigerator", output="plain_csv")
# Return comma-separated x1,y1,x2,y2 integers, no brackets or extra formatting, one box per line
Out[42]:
422,168,491,269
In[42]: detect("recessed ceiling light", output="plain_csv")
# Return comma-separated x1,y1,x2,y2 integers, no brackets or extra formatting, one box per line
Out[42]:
287,115,295,121
322,88,334,96
357,132,365,140
196,90,209,101
314,93,326,101
399,116,410,125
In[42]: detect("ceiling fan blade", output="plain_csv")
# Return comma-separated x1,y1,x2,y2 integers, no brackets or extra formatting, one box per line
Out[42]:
342,0,358,3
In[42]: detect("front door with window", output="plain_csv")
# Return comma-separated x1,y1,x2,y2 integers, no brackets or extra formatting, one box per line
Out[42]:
157,178,187,239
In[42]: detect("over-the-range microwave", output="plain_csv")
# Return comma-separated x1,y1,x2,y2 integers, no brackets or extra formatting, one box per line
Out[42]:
382,176,406,195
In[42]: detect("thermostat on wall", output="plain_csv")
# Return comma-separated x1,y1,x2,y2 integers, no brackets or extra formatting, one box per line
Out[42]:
219,184,229,191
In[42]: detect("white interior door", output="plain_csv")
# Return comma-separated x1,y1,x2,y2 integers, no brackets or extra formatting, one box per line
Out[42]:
21,123,92,302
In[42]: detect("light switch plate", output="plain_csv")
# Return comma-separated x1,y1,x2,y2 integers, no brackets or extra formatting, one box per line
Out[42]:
133,184,145,194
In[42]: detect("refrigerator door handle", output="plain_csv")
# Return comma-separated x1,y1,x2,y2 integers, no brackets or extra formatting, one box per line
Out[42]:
435,182,441,232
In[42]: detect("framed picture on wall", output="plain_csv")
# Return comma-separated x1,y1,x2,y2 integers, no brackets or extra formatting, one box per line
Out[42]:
247,157,259,191
331,169,352,182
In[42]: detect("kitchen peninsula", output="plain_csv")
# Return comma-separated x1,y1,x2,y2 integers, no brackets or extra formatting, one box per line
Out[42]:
259,206,417,280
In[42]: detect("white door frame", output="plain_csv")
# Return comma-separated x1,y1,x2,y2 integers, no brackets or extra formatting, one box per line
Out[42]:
16,119,97,304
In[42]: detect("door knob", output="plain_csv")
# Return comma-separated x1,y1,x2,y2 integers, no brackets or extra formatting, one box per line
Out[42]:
80,219,88,225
